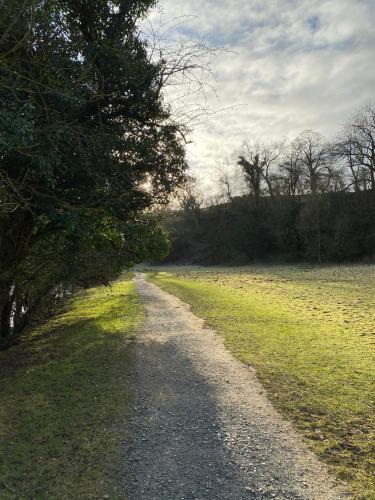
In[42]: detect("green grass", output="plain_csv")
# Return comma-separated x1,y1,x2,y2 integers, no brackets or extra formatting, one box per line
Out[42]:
147,265,375,499
0,274,143,499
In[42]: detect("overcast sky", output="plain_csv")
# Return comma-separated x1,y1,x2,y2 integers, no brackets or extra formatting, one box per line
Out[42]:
149,0,375,188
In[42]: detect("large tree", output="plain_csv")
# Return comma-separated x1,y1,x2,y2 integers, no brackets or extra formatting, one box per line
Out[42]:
293,130,333,195
337,104,375,191
237,142,283,200
0,0,187,338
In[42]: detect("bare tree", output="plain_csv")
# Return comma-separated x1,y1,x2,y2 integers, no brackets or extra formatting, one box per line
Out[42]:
337,104,375,191
215,164,236,203
237,142,284,199
141,15,220,134
278,141,304,196
176,176,203,232
294,130,334,195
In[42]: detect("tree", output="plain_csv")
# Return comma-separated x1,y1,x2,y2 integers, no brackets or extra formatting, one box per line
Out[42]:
0,0,188,339
294,130,334,195
337,104,375,191
279,141,304,196
237,142,283,199
217,167,234,203
176,176,203,233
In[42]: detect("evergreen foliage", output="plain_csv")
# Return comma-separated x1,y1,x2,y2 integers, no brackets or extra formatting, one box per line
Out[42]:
0,0,187,339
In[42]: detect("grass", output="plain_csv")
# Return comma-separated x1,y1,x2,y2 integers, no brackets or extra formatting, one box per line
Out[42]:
0,273,143,499
147,264,375,499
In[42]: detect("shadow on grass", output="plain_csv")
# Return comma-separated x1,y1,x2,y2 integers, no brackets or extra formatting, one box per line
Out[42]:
0,283,141,499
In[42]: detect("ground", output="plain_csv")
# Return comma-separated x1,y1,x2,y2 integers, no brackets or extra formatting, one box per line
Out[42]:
122,273,345,499
146,264,375,498
1,265,374,499
0,274,143,499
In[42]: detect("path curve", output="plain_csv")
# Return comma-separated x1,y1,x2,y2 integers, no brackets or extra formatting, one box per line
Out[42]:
122,273,346,500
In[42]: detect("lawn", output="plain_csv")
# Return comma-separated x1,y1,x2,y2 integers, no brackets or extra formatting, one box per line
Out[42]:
0,274,143,499
147,265,375,498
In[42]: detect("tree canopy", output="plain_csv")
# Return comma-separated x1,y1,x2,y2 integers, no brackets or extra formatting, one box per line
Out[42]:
0,0,187,339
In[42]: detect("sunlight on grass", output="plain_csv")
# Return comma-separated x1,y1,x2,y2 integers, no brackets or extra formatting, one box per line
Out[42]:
0,274,143,499
148,265,375,498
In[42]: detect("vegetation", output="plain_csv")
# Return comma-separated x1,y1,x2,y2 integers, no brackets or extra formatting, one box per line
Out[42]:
165,189,375,264
147,265,375,498
234,106,375,197
0,273,143,498
0,1,373,497
0,0,187,340
163,105,375,265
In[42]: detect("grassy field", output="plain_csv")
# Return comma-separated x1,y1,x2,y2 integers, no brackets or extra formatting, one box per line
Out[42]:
147,265,375,498
0,274,143,499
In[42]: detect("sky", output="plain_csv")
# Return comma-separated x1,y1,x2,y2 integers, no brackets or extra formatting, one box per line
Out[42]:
147,0,375,190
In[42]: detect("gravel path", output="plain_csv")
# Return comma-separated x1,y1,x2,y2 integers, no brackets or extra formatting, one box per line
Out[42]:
122,273,346,500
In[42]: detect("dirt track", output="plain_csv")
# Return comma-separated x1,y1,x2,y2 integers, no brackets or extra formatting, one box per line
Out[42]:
122,273,345,499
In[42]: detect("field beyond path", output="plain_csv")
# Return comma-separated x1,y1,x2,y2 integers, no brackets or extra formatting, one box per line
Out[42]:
123,273,344,499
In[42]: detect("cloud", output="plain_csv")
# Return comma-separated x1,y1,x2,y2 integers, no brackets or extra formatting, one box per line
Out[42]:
148,0,375,186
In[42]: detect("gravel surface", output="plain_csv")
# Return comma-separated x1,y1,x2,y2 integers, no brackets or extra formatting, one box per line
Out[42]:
122,273,347,500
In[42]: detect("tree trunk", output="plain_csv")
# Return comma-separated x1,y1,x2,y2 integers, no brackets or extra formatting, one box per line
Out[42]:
0,284,14,338
370,168,375,191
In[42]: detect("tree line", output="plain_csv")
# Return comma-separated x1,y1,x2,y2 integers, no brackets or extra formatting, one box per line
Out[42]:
0,0,195,342
164,104,375,265
229,104,375,199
